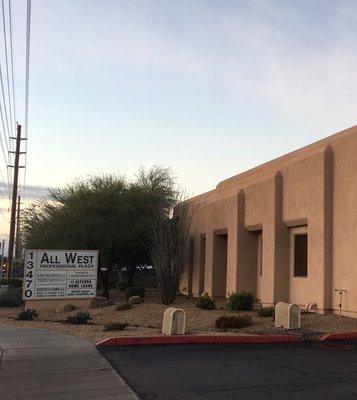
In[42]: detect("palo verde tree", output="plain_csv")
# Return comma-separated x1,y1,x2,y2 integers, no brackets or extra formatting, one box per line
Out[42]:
21,166,177,289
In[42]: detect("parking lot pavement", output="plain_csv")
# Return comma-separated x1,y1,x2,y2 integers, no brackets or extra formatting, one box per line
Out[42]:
99,341,357,400
0,326,137,400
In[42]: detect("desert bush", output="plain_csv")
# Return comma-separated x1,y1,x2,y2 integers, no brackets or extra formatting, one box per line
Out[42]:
128,295,142,305
66,311,92,325
125,286,145,301
0,287,22,307
17,308,38,321
116,281,128,291
63,303,76,312
215,315,252,331
226,291,254,311
257,306,275,318
115,302,132,311
103,322,129,331
0,278,22,288
90,297,114,308
196,293,215,310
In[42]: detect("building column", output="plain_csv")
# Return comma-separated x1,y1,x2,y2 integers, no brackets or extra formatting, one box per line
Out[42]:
192,234,206,297
323,145,333,310
272,172,290,303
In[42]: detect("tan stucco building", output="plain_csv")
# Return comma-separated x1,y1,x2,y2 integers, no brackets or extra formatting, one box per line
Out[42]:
180,126,357,318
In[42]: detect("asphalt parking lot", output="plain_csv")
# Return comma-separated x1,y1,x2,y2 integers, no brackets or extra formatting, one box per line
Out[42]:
99,340,357,400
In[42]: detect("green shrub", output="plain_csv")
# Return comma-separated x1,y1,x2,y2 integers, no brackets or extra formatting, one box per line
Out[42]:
63,303,76,312
257,306,275,318
0,278,22,288
17,308,38,321
116,281,128,291
128,295,142,305
115,302,133,311
103,322,129,331
215,315,252,331
125,286,145,301
196,293,215,310
66,311,92,325
226,291,254,311
0,287,22,307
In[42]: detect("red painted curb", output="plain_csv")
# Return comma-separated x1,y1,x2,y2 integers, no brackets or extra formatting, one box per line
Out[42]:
214,334,300,344
319,331,357,341
96,334,299,347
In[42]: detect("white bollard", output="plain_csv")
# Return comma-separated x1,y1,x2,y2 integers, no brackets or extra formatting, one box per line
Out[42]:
162,307,186,335
275,302,301,329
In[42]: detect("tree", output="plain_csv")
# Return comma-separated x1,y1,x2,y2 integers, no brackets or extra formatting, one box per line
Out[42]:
22,166,177,290
144,200,196,305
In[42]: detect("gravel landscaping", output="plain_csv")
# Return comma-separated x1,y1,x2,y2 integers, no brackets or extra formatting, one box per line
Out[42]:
1,290,356,343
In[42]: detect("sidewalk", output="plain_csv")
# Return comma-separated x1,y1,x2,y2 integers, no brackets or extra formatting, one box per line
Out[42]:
0,325,137,400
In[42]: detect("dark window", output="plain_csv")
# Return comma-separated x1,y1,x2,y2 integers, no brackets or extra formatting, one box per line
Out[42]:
294,234,308,277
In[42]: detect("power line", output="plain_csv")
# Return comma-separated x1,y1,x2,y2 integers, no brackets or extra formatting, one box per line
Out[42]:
21,0,31,201
0,67,10,151
0,0,12,200
1,0,14,142
24,0,30,139
0,100,11,202
0,128,9,188
1,0,15,214
0,1,31,248
8,0,16,137
0,66,11,201
6,0,15,204
2,0,16,202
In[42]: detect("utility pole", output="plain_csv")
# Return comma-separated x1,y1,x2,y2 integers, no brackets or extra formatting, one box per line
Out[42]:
7,124,25,278
15,196,21,260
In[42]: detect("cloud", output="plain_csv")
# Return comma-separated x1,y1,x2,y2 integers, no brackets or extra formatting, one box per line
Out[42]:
9,0,357,198
215,1,357,129
27,1,357,127
0,182,52,201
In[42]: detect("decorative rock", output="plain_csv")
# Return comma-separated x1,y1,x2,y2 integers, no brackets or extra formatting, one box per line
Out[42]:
162,307,186,335
90,296,113,308
275,302,301,329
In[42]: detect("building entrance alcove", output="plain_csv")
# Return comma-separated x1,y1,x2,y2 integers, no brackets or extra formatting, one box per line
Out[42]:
255,230,263,301
187,237,194,295
199,235,206,295
212,230,228,297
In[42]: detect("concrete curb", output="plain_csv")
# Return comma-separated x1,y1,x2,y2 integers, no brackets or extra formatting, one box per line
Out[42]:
319,331,357,341
96,334,300,347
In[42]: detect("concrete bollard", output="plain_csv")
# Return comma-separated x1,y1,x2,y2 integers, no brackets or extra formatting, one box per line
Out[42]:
275,302,301,329
162,307,186,335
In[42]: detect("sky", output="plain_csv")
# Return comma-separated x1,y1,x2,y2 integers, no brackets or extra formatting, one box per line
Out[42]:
0,0,357,239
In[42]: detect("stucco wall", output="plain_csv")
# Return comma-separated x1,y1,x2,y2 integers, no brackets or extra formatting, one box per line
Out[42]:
180,126,357,318
331,133,357,317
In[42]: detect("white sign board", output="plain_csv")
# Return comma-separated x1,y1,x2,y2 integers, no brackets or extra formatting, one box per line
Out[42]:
23,250,98,300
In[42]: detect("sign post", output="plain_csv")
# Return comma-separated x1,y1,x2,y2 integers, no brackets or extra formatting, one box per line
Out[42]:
23,249,98,309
